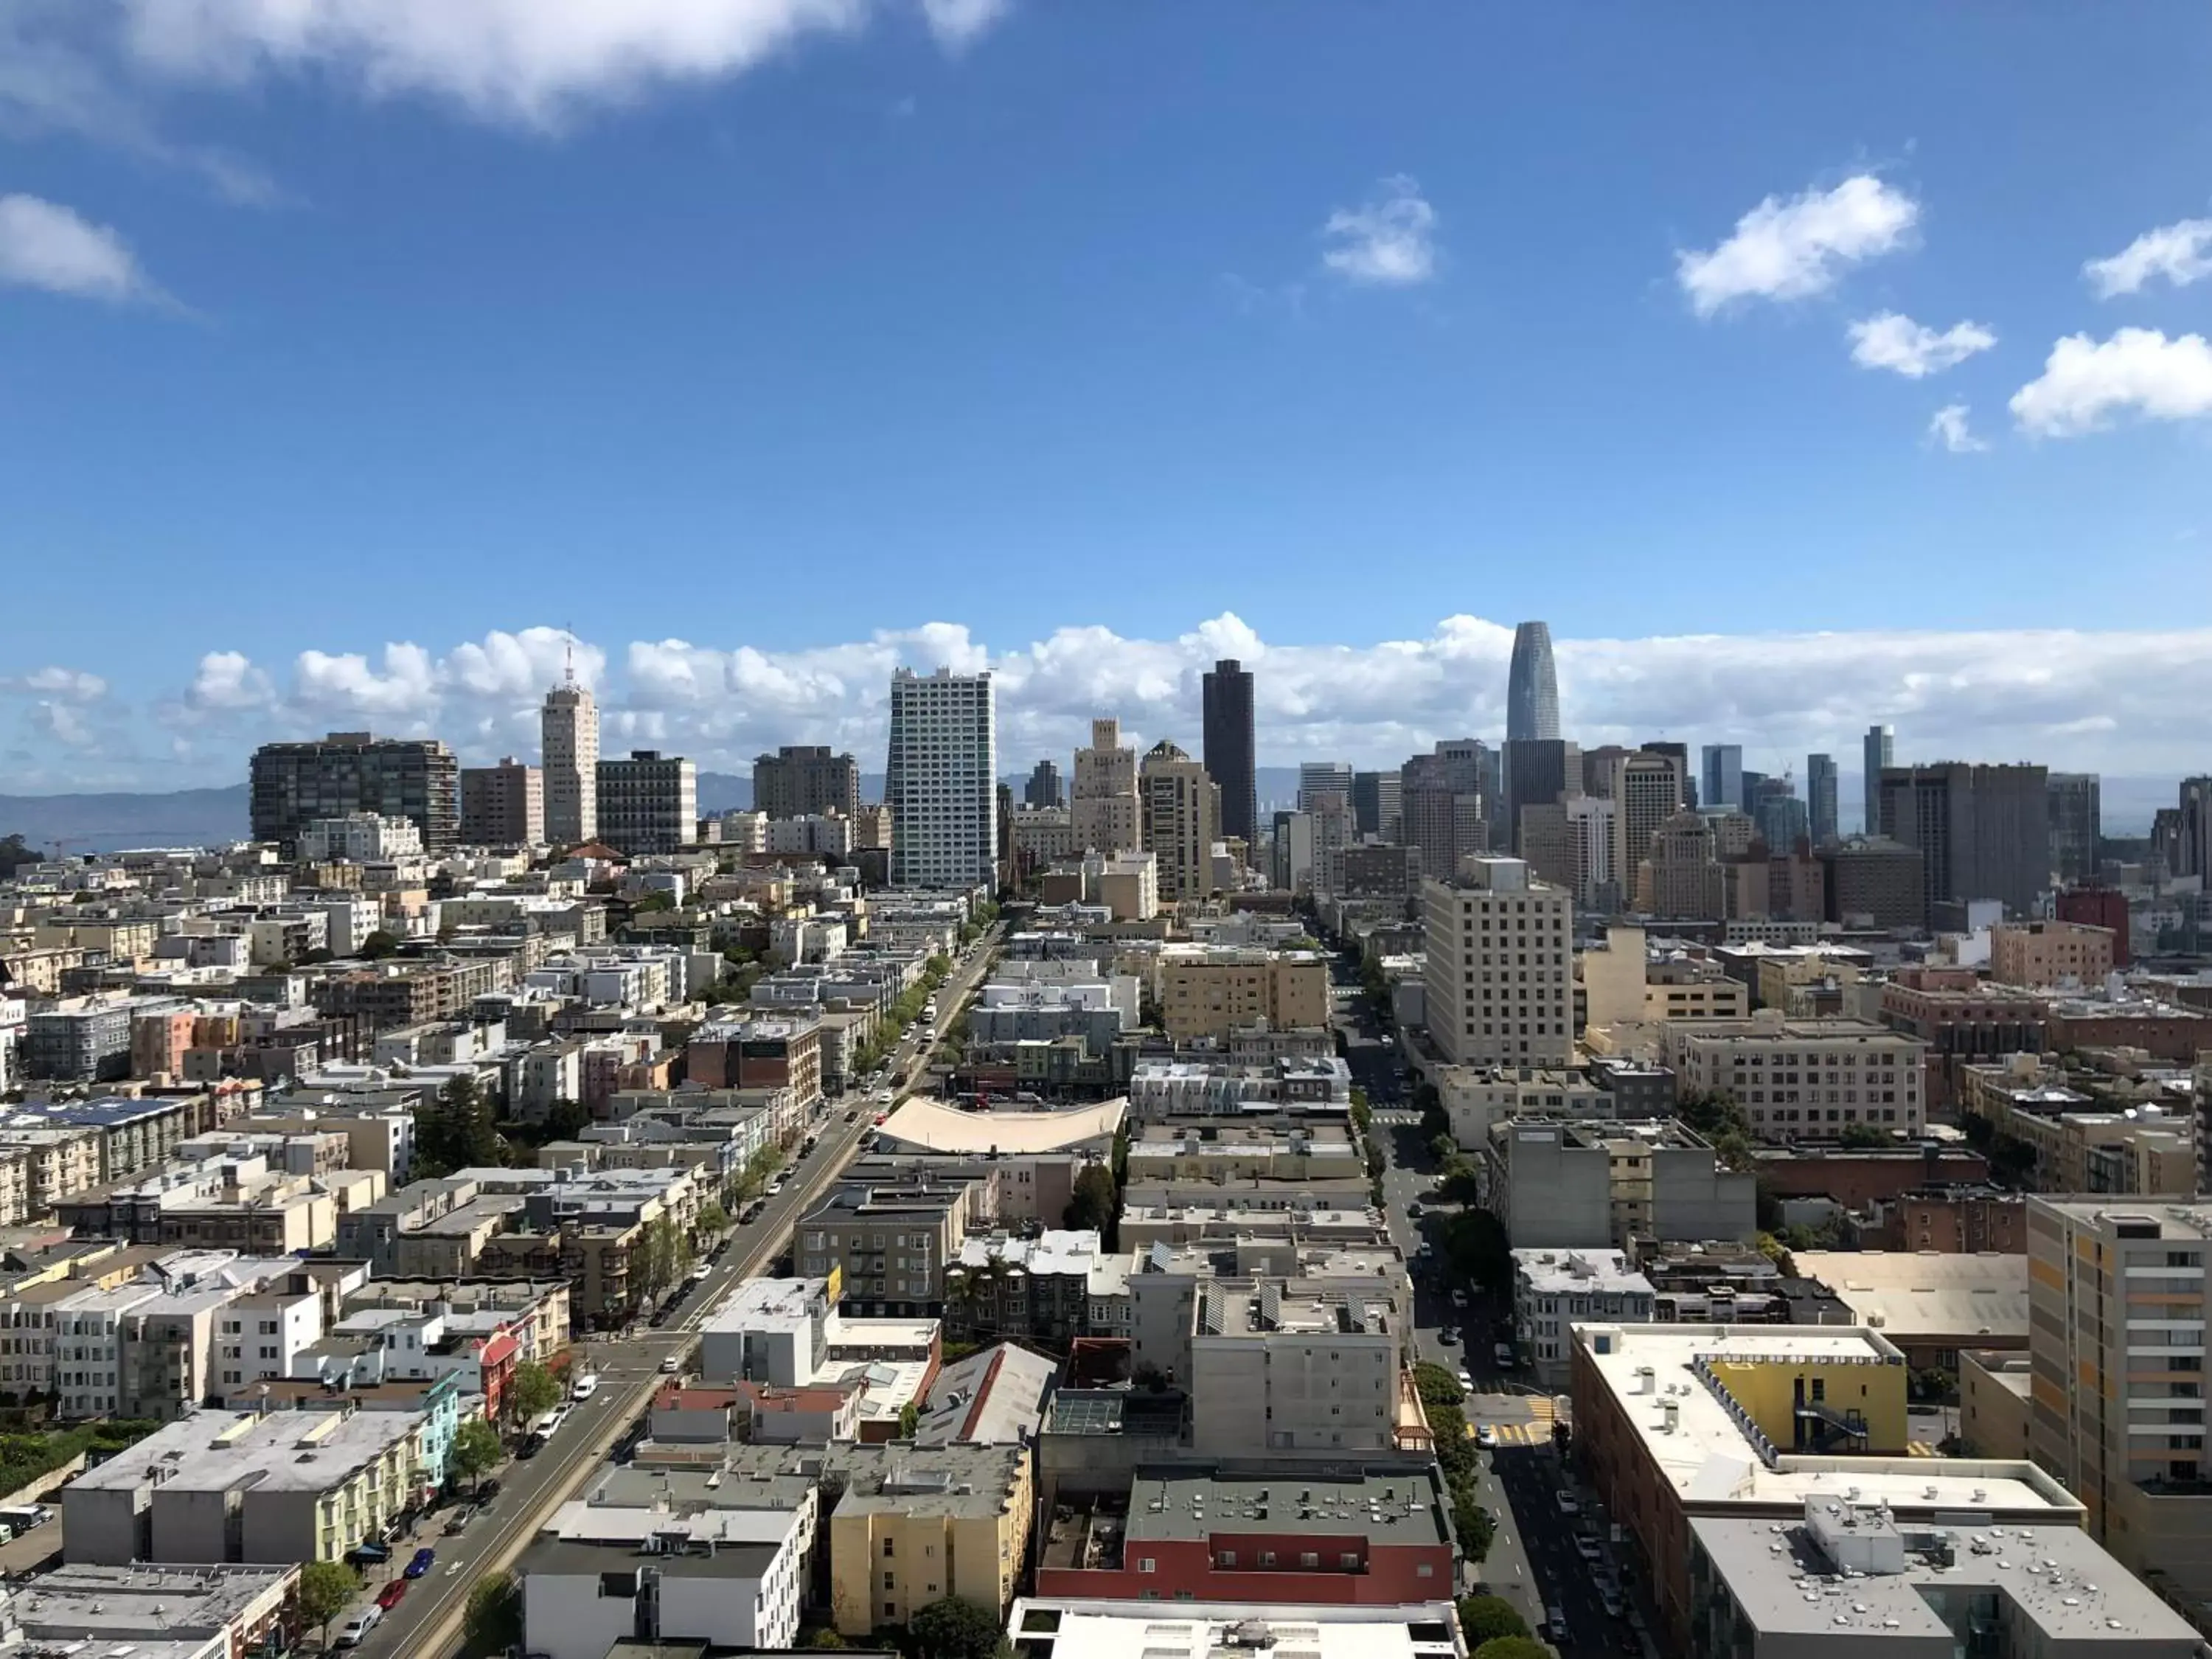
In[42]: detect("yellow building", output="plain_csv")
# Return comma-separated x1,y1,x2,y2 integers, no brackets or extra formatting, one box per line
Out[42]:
827,1443,1033,1635
1699,1343,1910,1455
1155,947,1329,1041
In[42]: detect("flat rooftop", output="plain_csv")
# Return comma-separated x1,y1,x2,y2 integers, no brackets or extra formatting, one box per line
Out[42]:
1573,1324,2077,1517
1792,1251,2030,1342
9,1561,296,1636
1124,1470,1447,1545
69,1407,422,1493
1691,1506,2200,1648
1008,1599,1463,1659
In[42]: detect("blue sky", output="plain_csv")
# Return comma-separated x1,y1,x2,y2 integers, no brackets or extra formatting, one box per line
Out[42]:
2,2,2210,818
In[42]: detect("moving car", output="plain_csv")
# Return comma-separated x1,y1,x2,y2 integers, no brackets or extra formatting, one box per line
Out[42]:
406,1547,437,1579
1575,1536,1604,1562
1455,1368,1473,1391
1493,1342,1516,1369
377,1578,408,1610
1474,1425,1498,1449
1436,1326,1457,1344
1449,1288,1468,1310
335,1607,383,1648
571,1372,599,1400
1540,1607,1568,1645
1599,1585,1624,1619
660,1354,682,1374
1554,1489,1580,1516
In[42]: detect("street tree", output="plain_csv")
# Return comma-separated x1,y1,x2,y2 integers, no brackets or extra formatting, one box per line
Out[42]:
448,1415,502,1489
510,1360,561,1425
298,1560,358,1644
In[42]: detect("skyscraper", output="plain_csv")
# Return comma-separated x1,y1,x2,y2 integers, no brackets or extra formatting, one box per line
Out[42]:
1400,742,1489,878
251,731,459,855
1862,724,1894,835
886,668,998,887
1806,753,1839,846
1700,745,1743,811
1297,762,1354,810
1502,738,1578,855
1023,759,1063,810
1506,622,1560,743
1350,771,1402,841
542,675,599,846
1072,718,1141,855
1877,762,2050,920
459,757,544,846
752,745,860,820
1751,775,1809,853
2047,773,2101,886
1141,740,1222,901
1591,748,1683,889
1639,741,1695,810
596,750,698,855
1202,658,1256,858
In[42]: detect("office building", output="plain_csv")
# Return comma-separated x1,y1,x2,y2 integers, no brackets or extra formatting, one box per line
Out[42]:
1422,855,1573,1067
249,731,459,855
752,745,860,820
1349,768,1401,840
1752,774,1809,853
1819,835,1925,931
1399,740,1489,879
1024,758,1064,809
1071,717,1141,856
541,675,599,845
1635,807,1725,919
1484,1121,1755,1257
886,668,997,888
2027,1199,2212,1610
595,749,698,855
1664,1014,1927,1139
1878,762,2051,919
1862,723,1894,835
1805,752,1838,845
1592,748,1683,890
1501,737,1578,855
1297,761,1354,811
2049,771,2102,886
1506,619,1560,742
1700,744,1744,811
1990,918,2115,987
1202,658,1257,857
459,757,543,846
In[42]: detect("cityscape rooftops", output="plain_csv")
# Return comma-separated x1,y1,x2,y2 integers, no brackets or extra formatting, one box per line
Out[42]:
1006,1599,1466,1659
70,1406,424,1494
1122,1468,1450,1546
1791,1251,2030,1343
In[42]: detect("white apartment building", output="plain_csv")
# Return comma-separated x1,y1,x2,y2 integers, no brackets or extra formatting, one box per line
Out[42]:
1071,717,1140,856
596,750,698,856
887,668,998,887
1663,1014,1928,1139
216,1287,326,1394
1565,793,1615,908
296,815,423,863
1185,1278,1406,1455
542,678,600,844
1512,1246,1655,1386
1422,856,1573,1068
310,895,384,957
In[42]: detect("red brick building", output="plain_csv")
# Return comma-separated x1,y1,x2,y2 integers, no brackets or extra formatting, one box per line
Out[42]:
2055,887,2131,966
1751,1145,1989,1208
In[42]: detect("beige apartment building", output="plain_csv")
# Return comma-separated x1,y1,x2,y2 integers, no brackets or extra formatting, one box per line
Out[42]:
1991,919,2116,987
1663,1013,1927,1139
1580,927,1751,1034
1155,946,1329,1042
1422,857,1573,1068
2026,1198,2212,1608
1137,741,1220,902
1070,718,1140,856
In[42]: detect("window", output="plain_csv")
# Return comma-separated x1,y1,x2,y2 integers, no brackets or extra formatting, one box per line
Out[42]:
1138,1558,1156,1573
883,1539,894,1557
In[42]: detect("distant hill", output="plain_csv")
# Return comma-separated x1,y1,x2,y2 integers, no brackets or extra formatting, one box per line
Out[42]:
0,786,251,853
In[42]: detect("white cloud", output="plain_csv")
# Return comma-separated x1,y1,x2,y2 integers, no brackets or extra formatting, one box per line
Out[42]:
2009,327,2212,437
1,666,107,700
110,0,1006,128
1926,403,1988,453
27,700,97,747
1677,175,1918,316
2084,217,2212,299
0,192,158,303
1321,175,1438,287
1848,311,1996,378
182,650,275,714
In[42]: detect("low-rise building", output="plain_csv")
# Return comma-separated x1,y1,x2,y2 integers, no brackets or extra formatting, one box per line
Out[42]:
1480,1119,1755,1250
1512,1247,1654,1387
1958,1347,2033,1461
1990,918,2117,987
797,1181,979,1317
1663,1014,1927,1141
1155,947,1329,1043
1,1561,299,1659
1791,1249,2030,1373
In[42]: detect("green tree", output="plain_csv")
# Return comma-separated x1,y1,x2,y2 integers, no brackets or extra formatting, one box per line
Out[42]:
698,1200,730,1236
898,1401,921,1439
1455,1596,1528,1646
298,1559,358,1644
911,1595,1006,1659
465,1570,521,1649
448,1416,502,1490
1062,1165,1119,1237
0,833,47,878
1413,1361,1464,1410
806,1629,847,1649
1455,1498,1496,1562
357,928,401,959
1472,1640,1551,1659
1440,1207,1512,1295
510,1360,561,1425
413,1074,504,1178
633,890,677,914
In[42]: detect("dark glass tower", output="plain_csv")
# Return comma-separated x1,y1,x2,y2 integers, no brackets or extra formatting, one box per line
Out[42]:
1506,622,1560,743
1203,658,1257,857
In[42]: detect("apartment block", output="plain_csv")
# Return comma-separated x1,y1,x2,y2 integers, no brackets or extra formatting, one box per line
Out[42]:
596,749,698,855
1138,740,1221,902
1155,946,1329,1042
459,757,544,846
1664,1015,1927,1140
250,731,459,855
1990,918,2117,987
1421,857,1573,1067
1071,718,1141,857
797,1180,978,1315
887,668,997,887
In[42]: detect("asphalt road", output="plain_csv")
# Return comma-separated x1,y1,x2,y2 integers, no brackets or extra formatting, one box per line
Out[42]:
352,931,1003,1659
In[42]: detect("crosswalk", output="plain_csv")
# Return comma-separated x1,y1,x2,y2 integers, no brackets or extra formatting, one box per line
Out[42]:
1473,1397,1562,1447
1371,1110,1423,1126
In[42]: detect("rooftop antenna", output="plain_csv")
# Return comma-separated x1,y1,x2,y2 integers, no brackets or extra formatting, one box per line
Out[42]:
563,622,577,686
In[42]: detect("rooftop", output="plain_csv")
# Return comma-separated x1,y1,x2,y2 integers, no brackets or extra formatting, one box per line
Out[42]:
1792,1251,2031,1343
877,1096,1127,1155
916,1342,1058,1446
1006,1599,1464,1659
69,1406,424,1494
7,1561,296,1638
1124,1468,1449,1545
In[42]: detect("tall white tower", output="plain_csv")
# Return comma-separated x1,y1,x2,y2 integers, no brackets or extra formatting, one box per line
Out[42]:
541,647,599,845
886,668,996,888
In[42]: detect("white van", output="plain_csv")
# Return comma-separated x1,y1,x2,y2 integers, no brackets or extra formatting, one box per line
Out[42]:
336,1606,383,1648
570,1372,599,1401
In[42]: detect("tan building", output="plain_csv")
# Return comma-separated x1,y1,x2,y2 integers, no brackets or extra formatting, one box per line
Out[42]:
2026,1198,2212,1608
459,757,545,846
1422,857,1573,1068
1592,749,1684,894
1663,1013,1927,1139
1138,740,1220,902
1155,946,1329,1042
1090,852,1158,922
826,1442,1034,1635
1634,808,1724,920
1070,718,1140,856
1991,918,2116,987
1960,1347,2033,1461
1958,1054,2196,1194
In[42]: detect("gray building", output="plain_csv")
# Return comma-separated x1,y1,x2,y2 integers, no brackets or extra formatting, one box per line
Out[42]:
1700,744,1744,812
1502,739,1579,856
1481,1118,1756,1250
2048,771,2102,886
1862,723,1893,835
1201,658,1256,857
249,731,459,854
459,757,543,846
1399,742,1490,882
1820,835,1926,931
1506,620,1560,743
1877,762,2051,919
1806,752,1838,846
1350,769,1401,840
596,749,698,855
1023,759,1064,810
752,745,860,820
23,1003,133,1082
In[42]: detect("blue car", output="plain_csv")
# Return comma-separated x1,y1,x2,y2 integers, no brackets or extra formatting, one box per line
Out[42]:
405,1546,436,1579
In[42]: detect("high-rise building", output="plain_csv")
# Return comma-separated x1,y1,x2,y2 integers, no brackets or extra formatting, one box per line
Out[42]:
1201,658,1256,858
886,669,997,888
596,750,698,855
1139,741,1221,902
250,731,459,855
2027,1198,2212,1609
1806,753,1839,846
541,677,599,846
459,757,544,846
1565,795,1617,911
1752,776,1808,854
1071,717,1141,855
1349,770,1401,841
2047,773,2102,886
1862,724,1894,835
1400,741,1489,878
1506,622,1560,743
1699,745,1743,811
1877,762,2051,920
1422,856,1573,1067
2179,778,2212,881
1819,837,1926,931
752,745,860,820
1635,809,1725,919
1592,748,1683,888
1297,761,1354,811
1023,759,1063,810
1639,741,1695,810
1502,738,1579,855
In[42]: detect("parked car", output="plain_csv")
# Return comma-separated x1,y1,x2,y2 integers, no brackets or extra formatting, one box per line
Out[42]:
1475,1425,1498,1449
335,1607,382,1648
1599,1585,1624,1618
0,1504,50,1531
1450,1288,1469,1310
1437,1326,1457,1345
377,1578,408,1610
571,1372,599,1401
516,1436,545,1461
1575,1536,1604,1562
1554,1489,1580,1516
406,1547,437,1579
1456,1368,1474,1392
1493,1342,1517,1369
443,1505,477,1536
476,1478,501,1503
690,1263,712,1283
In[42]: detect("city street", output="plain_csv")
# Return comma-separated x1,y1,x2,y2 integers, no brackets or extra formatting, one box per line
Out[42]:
364,930,1002,1659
